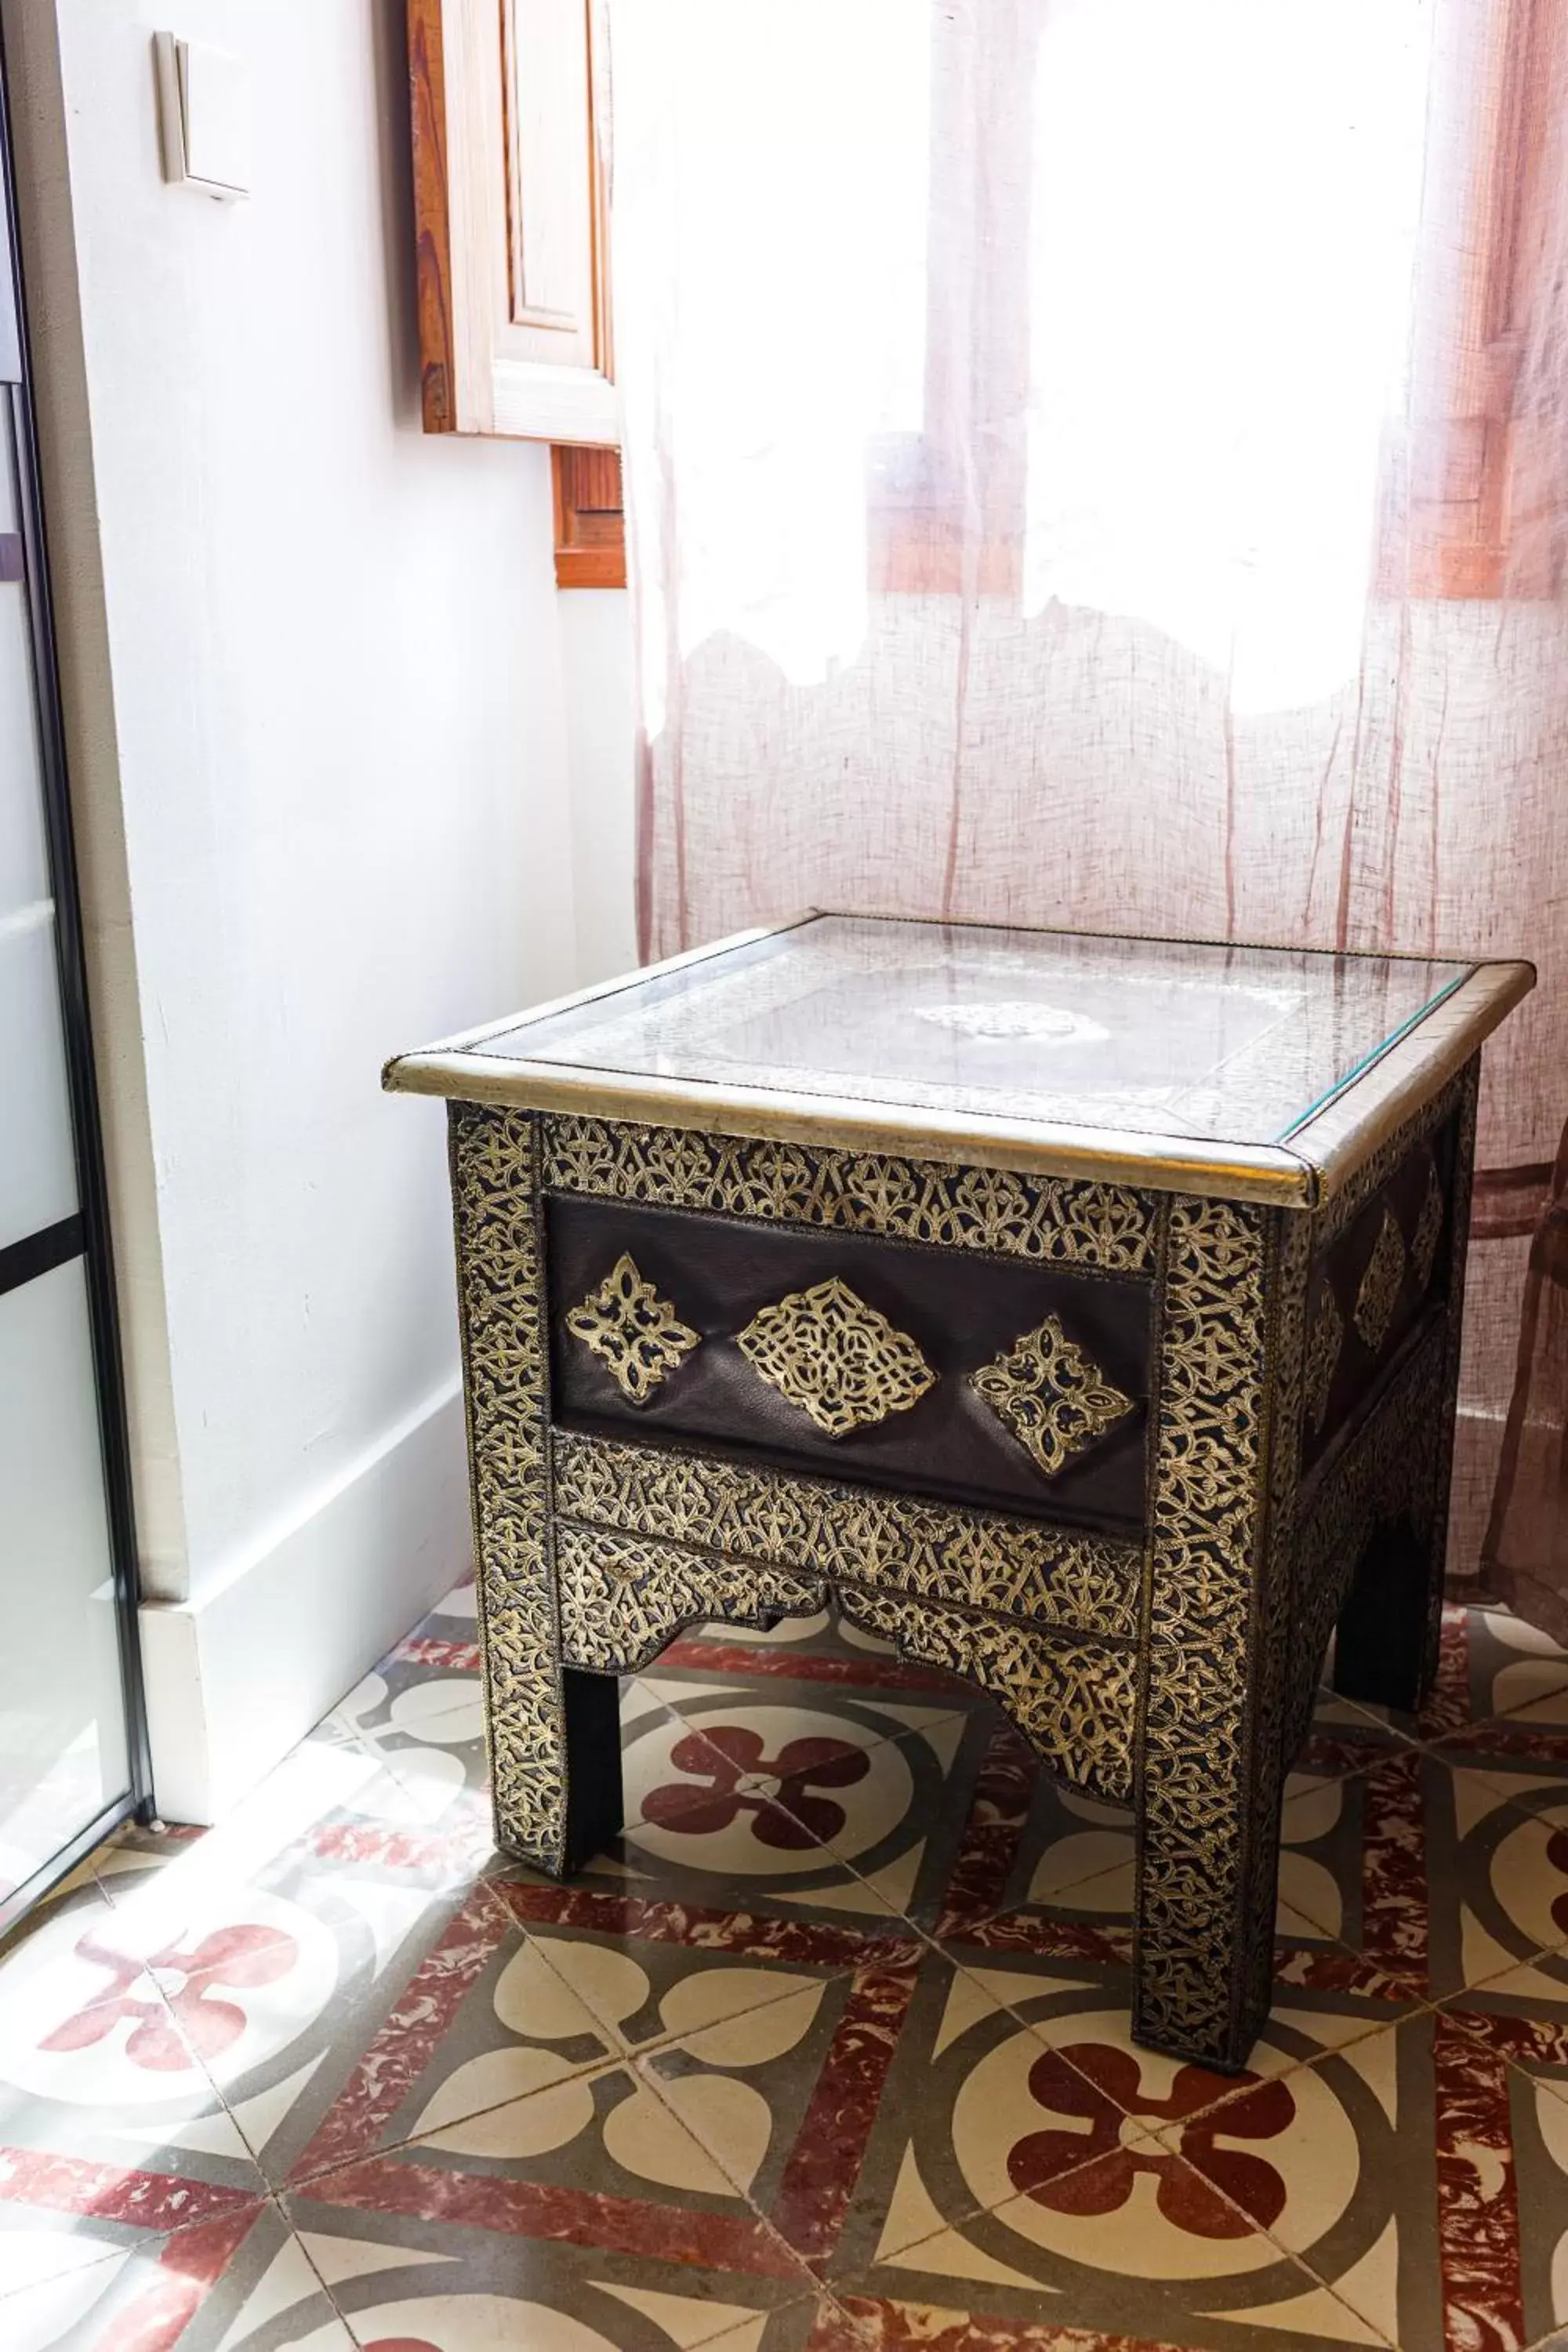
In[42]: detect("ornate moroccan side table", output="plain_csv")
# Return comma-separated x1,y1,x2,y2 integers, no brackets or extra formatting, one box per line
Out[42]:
385,914,1532,2071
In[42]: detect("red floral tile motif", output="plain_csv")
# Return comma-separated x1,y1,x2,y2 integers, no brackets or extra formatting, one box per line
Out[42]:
644,1726,871,1849
41,1922,297,2071
1007,2045,1294,2237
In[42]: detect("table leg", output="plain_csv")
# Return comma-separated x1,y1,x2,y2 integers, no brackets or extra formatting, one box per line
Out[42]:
1330,1070,1476,1725
561,1665,626,1866
1132,1194,1294,2072
476,1607,627,1875
1132,1734,1289,2074
451,1102,628,1877
1331,1515,1441,1715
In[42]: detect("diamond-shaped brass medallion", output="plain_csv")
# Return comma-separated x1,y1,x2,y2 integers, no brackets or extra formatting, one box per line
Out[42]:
1353,1208,1406,1353
971,1313,1134,1478
737,1277,936,1439
565,1254,700,1405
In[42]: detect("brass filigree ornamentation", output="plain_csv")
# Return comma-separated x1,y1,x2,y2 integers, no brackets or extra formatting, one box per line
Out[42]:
1353,1208,1406,1351
1411,1161,1445,1293
1316,1067,1468,1247
552,1430,1144,1639
448,1103,568,1870
1246,1203,1312,2036
564,1254,700,1404
543,1116,1156,1275
737,1278,936,1437
836,1590,1136,1800
1302,1282,1343,1434
971,1314,1134,1477
556,1523,826,1671
1137,1192,1270,2067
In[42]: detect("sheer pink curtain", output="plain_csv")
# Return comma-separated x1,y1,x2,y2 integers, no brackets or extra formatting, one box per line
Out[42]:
610,0,1568,1597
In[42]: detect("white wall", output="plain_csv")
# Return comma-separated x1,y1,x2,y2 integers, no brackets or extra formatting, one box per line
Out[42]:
560,589,637,983
4,0,588,1819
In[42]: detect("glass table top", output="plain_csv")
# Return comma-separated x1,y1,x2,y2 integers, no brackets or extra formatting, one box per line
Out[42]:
470,916,1476,1149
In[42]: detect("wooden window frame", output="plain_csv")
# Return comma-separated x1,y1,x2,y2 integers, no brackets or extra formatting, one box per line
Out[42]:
551,445,626,587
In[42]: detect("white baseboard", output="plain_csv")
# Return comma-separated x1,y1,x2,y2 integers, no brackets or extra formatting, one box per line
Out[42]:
139,1383,471,1824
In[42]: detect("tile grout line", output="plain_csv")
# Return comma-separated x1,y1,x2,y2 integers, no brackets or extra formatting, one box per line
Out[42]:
515,1896,915,2067
621,2050,882,2334
260,2201,366,2346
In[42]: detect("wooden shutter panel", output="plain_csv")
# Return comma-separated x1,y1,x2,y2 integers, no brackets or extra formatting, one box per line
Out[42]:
408,0,618,445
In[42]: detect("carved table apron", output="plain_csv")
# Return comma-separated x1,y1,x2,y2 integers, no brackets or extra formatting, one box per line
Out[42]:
387,916,1532,2072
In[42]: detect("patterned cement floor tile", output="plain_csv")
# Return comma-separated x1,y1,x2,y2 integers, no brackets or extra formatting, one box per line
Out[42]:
286,2056,831,2330
894,1940,1412,2192
328,1644,679,1873
1332,1602,1568,1758
1150,1993,1568,2352
0,1857,275,2200
971,1740,1568,2016
278,1882,619,2188
499,1875,920,2077
532,1681,978,1932
19,1593,1568,2350
0,2195,285,2350
1412,1748,1568,2006
1454,1606,1568,1727
829,2118,1385,2352
936,1738,1377,1959
1422,1998,1568,2347
0,2190,276,2334
45,1775,500,2194
278,2197,843,2350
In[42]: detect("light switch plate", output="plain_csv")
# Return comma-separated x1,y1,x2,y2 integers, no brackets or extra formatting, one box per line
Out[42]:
154,31,251,200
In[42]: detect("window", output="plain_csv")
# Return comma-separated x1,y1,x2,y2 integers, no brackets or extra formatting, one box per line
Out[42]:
408,0,1559,601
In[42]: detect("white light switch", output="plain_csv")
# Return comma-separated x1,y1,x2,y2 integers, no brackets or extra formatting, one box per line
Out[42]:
154,32,251,201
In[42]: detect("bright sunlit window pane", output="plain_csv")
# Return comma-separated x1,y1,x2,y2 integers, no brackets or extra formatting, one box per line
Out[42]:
1022,0,1433,708
612,1,931,691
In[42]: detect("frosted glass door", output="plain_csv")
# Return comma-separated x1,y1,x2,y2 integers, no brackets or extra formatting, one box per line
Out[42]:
0,1264,128,1893
0,436,76,1253
0,89,140,1917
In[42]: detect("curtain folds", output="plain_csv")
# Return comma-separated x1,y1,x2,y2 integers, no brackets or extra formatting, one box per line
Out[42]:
612,0,1568,1591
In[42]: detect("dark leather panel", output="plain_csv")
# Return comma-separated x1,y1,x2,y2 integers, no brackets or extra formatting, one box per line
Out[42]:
1303,1107,1459,1472
546,1194,1153,1534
